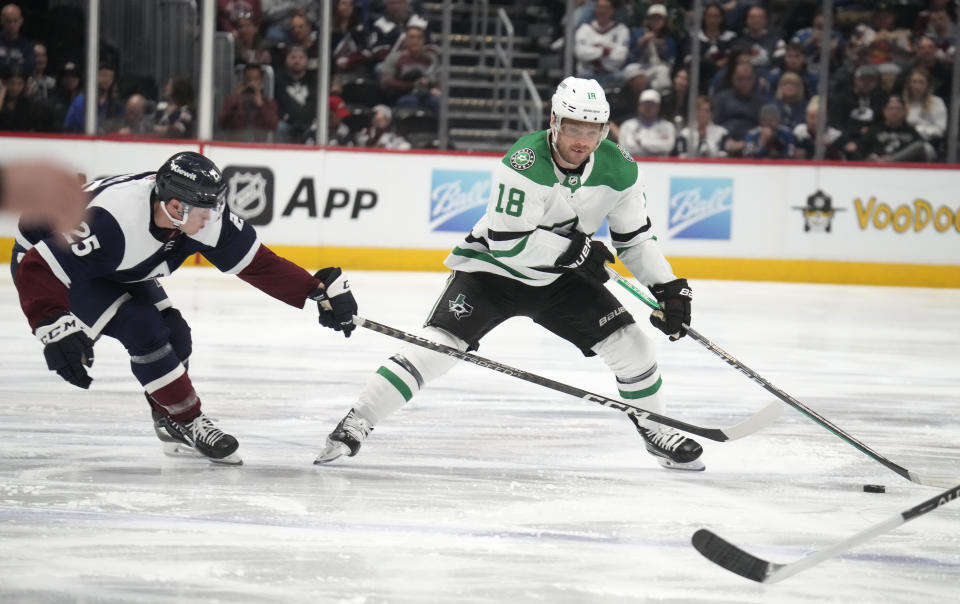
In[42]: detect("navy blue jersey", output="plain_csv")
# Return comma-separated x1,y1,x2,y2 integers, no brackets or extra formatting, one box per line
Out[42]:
13,171,267,335
18,172,260,286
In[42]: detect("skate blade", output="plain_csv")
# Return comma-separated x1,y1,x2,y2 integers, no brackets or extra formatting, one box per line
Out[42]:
161,442,205,458
313,441,350,465
209,452,243,466
162,442,243,465
655,457,706,472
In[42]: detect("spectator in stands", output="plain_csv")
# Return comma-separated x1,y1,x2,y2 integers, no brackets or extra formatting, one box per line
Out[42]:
275,45,316,144
48,60,80,129
369,0,429,73
233,12,271,66
356,103,411,150
828,37,870,100
743,103,796,159
857,94,934,162
331,0,372,83
272,11,320,74
0,3,33,78
261,0,319,44
712,62,763,141
218,63,278,142
736,5,785,78
608,62,649,125
902,66,947,146
658,66,688,129
898,36,952,102
793,95,850,160
921,6,954,57
616,88,675,156
25,43,55,101
791,13,843,67
856,4,913,68
380,22,440,112
328,94,354,146
766,42,818,100
574,0,630,87
0,68,52,132
61,63,123,134
688,3,737,92
627,3,677,93
771,72,807,129
217,0,262,34
830,64,885,139
152,76,195,139
112,93,154,136
675,95,729,158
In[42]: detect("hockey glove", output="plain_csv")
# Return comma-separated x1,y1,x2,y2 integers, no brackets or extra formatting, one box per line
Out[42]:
310,267,358,338
34,313,95,388
649,278,692,341
556,232,615,284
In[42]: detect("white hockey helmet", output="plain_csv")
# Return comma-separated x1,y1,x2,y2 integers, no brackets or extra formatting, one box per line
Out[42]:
550,76,610,146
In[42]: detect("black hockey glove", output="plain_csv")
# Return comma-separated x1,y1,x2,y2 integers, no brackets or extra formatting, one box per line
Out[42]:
555,232,615,284
34,313,95,388
649,278,692,341
310,267,358,338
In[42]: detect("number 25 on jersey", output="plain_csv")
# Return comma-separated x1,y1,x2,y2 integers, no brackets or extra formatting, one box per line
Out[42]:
62,222,101,257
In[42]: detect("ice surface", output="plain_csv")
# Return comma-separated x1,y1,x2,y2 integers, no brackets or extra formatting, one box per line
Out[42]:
1,268,957,603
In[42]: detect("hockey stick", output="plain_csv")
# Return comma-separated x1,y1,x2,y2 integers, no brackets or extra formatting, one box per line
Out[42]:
691,482,960,583
606,267,959,489
353,316,781,442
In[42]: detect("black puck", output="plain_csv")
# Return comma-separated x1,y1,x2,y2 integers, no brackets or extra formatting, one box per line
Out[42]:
863,484,886,493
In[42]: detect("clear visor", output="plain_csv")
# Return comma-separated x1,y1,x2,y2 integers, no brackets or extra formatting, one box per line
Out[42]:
558,120,605,142
180,195,226,221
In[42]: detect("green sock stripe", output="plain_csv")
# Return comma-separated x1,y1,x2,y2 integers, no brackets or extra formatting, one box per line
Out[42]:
376,366,413,402
618,376,662,399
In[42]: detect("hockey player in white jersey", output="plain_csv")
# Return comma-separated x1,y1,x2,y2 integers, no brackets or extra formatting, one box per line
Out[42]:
316,77,704,471
12,152,358,464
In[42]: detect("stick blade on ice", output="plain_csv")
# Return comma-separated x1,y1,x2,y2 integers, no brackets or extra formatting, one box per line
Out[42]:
691,529,780,583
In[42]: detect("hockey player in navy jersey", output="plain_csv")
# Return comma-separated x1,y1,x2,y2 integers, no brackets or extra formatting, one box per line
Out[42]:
12,152,358,465
315,77,704,471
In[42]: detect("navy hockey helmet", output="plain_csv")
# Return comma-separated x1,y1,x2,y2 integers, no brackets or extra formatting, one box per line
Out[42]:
155,152,226,209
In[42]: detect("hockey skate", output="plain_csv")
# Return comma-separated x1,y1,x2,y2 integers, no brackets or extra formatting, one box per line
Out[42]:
630,415,705,471
147,395,242,465
314,409,372,465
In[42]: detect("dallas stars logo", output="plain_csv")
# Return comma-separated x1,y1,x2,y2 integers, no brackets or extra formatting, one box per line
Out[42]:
448,293,473,320
509,147,536,171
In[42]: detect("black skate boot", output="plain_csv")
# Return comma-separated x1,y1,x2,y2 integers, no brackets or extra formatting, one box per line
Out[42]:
314,408,373,465
145,393,204,459
146,394,241,465
181,413,242,465
630,415,705,471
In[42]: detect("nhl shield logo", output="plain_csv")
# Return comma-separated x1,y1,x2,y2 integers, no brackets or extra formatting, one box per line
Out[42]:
509,147,536,171
448,293,473,320
223,166,274,226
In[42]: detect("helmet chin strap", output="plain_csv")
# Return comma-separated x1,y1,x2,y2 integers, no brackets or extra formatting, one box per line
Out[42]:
159,199,188,230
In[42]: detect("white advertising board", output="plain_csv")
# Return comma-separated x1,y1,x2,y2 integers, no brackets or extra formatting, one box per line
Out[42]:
1,136,957,282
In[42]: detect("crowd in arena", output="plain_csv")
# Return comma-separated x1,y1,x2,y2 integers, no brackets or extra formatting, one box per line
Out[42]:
0,0,956,161
568,0,956,161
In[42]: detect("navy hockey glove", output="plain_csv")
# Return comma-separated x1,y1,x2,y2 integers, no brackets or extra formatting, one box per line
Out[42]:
34,313,95,388
310,267,358,338
556,232,615,284
649,278,692,341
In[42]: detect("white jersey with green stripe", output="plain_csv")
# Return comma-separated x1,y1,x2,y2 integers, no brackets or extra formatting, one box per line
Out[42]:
444,130,673,286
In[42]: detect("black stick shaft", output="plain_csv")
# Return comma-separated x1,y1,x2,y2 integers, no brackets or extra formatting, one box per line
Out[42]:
608,270,957,488
353,316,735,441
